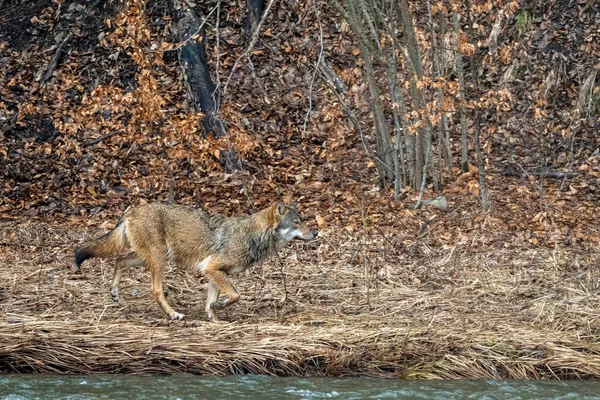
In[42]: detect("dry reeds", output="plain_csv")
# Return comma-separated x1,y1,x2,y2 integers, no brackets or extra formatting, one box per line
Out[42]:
1,222,600,378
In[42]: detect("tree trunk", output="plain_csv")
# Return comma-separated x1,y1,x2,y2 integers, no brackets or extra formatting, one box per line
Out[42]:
427,0,452,169
452,1,469,173
169,0,224,136
396,0,423,77
330,0,394,185
387,43,408,199
464,1,489,210
395,0,431,189
168,0,241,170
464,0,479,91
358,35,394,185
246,0,265,35
474,111,489,210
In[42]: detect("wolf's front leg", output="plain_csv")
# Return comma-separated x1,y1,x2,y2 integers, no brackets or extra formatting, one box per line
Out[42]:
203,269,240,320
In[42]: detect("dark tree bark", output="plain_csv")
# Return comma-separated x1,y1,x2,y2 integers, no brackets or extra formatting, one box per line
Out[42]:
168,0,224,136
246,0,265,35
168,0,242,170
473,112,489,210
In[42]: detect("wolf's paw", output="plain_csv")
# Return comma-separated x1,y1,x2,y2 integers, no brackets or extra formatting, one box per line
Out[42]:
207,315,222,323
170,312,185,321
210,299,227,310
110,288,119,302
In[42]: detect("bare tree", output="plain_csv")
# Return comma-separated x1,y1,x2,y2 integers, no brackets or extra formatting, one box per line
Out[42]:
451,0,469,173
426,0,452,170
329,0,395,185
168,0,225,137
473,111,490,210
324,0,494,209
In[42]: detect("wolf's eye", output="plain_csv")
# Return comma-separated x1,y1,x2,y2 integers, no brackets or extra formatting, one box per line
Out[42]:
293,219,300,224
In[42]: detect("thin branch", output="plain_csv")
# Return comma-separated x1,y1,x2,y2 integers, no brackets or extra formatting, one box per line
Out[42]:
222,0,277,98
275,253,288,313
549,128,578,206
414,136,432,209
452,0,469,173
39,0,102,87
214,0,222,99
247,57,266,94
40,32,72,88
161,142,176,205
318,67,394,175
318,59,347,93
328,0,351,22
359,0,381,54
83,131,118,147
502,170,580,179
473,111,489,210
303,2,324,135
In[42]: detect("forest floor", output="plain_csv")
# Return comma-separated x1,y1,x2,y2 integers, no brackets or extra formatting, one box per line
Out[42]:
1,213,600,378
1,0,600,379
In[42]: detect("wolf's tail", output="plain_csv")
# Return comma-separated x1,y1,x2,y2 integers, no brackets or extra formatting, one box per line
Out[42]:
75,219,128,268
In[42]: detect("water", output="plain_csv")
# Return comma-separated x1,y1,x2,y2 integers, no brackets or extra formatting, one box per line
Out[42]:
1,374,600,400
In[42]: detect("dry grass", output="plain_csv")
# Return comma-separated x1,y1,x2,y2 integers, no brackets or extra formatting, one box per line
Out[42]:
1,221,600,378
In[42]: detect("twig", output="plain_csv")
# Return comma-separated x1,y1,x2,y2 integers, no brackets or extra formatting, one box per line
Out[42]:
358,196,371,310
502,169,580,179
414,139,432,209
39,0,103,88
579,0,597,18
95,305,108,330
302,2,324,136
474,111,490,210
549,128,578,206
161,142,175,204
222,0,277,98
41,32,72,88
318,59,347,93
275,253,288,313
317,67,394,176
510,156,531,178
83,131,119,147
213,1,222,103
247,57,266,96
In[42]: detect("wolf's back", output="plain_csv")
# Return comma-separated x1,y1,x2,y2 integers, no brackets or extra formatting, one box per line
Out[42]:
75,220,128,268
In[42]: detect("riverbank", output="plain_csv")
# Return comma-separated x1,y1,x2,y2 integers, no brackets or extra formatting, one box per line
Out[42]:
1,222,599,378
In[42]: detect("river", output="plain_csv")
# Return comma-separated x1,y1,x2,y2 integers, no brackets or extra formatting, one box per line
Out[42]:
2,374,600,399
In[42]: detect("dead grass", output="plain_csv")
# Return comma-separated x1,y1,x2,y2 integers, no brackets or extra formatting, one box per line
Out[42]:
1,221,600,378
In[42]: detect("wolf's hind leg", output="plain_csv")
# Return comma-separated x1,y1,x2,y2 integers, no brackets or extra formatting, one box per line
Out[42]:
110,254,145,302
146,254,184,320
205,282,221,322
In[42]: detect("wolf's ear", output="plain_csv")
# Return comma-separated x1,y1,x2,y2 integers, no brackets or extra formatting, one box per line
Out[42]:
276,200,287,216
282,194,293,205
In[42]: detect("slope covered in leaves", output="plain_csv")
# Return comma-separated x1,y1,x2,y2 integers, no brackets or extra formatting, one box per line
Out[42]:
0,0,600,379
0,0,598,247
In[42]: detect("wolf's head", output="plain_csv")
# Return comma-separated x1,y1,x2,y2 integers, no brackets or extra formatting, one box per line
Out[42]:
270,196,318,244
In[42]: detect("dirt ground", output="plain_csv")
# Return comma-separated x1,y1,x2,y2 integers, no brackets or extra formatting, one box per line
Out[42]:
1,0,599,378
1,221,600,378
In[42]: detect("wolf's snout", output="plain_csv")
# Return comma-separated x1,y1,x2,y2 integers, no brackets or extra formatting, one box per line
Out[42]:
304,230,318,241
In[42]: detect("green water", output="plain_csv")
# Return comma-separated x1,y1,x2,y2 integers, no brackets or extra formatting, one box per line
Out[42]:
1,374,600,399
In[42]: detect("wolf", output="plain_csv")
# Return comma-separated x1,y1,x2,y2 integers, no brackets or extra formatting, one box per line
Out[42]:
74,196,317,321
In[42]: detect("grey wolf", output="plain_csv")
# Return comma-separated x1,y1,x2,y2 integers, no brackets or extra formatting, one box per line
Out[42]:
74,197,317,321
